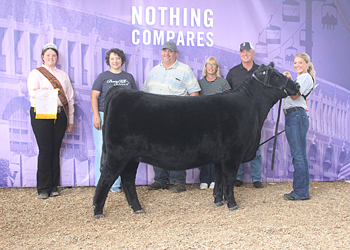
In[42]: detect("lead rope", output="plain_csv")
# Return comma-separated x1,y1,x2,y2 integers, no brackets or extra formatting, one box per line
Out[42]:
271,100,282,171
258,100,284,170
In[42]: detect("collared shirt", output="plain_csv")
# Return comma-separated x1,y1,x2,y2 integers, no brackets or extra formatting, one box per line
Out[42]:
226,62,259,90
284,73,313,110
142,60,200,96
27,65,75,124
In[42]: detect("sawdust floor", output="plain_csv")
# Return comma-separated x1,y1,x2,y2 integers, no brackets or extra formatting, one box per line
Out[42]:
1,181,349,249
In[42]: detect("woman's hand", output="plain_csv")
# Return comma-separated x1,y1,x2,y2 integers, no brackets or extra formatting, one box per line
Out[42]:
93,115,102,130
283,71,292,80
66,124,74,133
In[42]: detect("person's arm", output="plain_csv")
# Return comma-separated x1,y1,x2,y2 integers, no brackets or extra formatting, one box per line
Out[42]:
27,70,40,98
290,93,301,100
91,90,102,130
283,71,300,100
130,74,138,90
283,71,292,80
66,124,74,133
190,92,199,96
226,70,233,89
65,74,75,133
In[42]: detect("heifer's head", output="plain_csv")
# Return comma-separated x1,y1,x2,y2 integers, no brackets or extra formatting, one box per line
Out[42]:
252,62,300,97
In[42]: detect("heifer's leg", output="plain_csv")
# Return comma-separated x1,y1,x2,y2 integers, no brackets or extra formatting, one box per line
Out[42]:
221,160,239,211
93,157,127,218
120,161,145,214
213,163,225,206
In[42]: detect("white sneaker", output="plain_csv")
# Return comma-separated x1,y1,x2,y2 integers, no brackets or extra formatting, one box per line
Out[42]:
209,182,215,189
200,183,208,189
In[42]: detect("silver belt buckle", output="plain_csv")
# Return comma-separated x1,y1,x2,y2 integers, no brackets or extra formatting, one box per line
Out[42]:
283,109,287,115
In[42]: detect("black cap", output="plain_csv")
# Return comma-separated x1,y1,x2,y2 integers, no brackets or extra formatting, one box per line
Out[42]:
239,42,254,51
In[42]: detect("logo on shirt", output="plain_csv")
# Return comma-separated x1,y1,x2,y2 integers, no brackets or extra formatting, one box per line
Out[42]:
107,79,130,86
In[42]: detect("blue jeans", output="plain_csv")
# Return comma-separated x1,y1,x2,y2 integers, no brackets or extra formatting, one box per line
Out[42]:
93,112,121,189
153,166,186,186
285,109,310,199
200,164,215,184
236,138,262,182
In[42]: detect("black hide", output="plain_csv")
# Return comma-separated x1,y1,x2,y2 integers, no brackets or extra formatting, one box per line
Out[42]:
93,62,300,217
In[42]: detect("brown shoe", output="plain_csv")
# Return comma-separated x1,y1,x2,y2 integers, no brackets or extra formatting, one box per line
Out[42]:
172,184,186,193
147,182,169,190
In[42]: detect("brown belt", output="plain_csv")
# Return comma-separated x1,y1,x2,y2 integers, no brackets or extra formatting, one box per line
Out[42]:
283,107,304,115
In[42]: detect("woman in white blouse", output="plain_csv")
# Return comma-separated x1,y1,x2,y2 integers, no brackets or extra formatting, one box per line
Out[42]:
27,42,74,199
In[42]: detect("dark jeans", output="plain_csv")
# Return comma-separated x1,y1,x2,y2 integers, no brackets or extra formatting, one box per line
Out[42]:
30,107,67,195
153,166,186,186
200,164,215,184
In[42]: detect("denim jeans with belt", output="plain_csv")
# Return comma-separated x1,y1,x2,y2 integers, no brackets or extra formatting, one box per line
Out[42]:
285,109,310,199
93,111,121,189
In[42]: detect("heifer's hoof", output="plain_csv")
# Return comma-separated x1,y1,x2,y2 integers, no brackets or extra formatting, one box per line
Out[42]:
215,201,225,207
94,214,105,219
228,205,239,211
134,209,146,214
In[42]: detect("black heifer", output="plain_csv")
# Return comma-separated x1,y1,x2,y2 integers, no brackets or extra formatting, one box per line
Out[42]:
93,62,300,218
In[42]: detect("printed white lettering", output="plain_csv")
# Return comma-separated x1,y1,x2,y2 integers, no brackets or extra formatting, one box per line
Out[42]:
206,32,214,47
190,8,200,27
153,30,164,45
187,32,195,46
131,6,215,47
204,9,213,28
143,30,151,45
166,30,175,41
158,7,167,26
132,29,140,45
197,32,204,46
177,31,185,46
132,6,142,25
132,6,213,28
145,6,156,25
183,8,187,27
170,7,180,26
107,79,130,86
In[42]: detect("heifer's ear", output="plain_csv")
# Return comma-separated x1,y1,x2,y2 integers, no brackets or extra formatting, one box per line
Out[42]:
268,62,275,68
257,64,266,71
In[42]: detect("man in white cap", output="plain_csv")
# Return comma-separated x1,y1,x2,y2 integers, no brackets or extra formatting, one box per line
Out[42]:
226,42,264,189
142,41,200,193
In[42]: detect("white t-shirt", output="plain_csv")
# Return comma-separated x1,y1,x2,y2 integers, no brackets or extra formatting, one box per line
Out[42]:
284,73,314,110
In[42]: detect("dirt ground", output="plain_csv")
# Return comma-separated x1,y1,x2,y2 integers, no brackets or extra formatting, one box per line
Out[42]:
1,181,349,250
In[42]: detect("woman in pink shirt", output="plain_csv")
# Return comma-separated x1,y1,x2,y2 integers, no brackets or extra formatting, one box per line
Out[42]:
27,43,74,199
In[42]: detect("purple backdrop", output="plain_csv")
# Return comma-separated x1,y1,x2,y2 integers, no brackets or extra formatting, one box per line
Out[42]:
0,0,349,187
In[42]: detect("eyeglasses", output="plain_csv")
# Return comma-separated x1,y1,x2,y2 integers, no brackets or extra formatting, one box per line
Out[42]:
206,63,217,66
